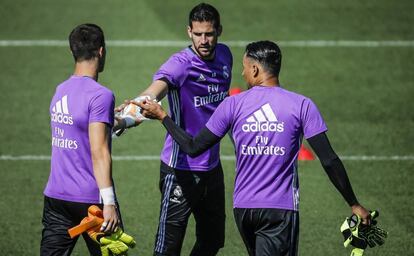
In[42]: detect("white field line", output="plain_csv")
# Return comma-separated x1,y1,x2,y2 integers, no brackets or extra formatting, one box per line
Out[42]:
0,40,414,47
1,154,413,161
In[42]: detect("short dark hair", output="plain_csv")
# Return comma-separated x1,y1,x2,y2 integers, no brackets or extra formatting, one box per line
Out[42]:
245,41,282,76
189,3,221,30
69,24,105,62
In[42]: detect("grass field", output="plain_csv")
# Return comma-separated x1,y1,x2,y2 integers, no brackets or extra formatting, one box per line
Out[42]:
0,0,413,255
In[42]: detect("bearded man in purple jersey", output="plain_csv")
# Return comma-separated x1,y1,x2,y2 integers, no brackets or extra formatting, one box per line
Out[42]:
41,24,123,255
116,3,232,256
138,40,372,256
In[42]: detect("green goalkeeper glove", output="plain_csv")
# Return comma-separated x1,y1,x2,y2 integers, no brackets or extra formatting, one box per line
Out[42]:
100,229,136,256
340,210,387,256
88,228,136,256
341,213,367,256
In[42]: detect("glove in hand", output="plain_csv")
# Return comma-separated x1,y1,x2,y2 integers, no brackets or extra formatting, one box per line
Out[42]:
341,210,387,256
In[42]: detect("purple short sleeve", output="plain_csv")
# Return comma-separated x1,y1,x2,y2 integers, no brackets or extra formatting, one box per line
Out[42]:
153,55,189,88
89,90,115,127
206,97,233,137
301,98,328,139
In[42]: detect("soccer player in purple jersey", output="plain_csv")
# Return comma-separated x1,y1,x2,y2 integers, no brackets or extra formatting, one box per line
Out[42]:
41,24,122,255
138,41,372,256
116,3,232,255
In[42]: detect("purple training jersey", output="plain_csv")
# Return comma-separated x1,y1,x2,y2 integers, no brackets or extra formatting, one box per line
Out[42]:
44,76,115,203
206,86,327,210
154,44,232,171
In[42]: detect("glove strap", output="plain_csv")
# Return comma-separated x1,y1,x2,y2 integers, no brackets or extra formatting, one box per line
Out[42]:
350,248,364,256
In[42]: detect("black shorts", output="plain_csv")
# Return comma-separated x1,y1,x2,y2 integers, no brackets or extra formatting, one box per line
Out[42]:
233,208,299,256
40,196,122,256
154,161,225,256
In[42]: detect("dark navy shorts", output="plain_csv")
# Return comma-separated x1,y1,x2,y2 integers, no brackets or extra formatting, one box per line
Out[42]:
233,208,299,256
154,161,225,256
40,196,122,256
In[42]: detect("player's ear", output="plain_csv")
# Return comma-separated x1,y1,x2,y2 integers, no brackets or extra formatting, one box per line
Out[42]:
252,64,259,78
97,46,106,72
98,47,104,58
187,26,192,39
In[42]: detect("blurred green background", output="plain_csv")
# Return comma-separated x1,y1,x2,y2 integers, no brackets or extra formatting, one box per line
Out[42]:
0,0,413,255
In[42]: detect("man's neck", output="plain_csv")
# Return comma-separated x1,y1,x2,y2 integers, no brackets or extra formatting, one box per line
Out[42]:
73,60,99,81
254,75,279,87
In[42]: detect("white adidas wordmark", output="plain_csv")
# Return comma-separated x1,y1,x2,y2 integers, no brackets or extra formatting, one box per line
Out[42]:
51,95,73,125
52,95,69,114
243,103,284,133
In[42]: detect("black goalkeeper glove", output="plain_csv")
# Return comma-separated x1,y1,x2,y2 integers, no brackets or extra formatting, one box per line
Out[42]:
358,211,387,248
340,210,387,256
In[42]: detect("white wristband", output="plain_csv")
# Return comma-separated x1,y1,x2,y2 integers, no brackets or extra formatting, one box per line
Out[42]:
100,186,116,205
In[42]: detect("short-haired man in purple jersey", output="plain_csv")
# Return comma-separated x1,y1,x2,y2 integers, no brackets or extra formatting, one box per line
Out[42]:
116,3,232,256
137,40,372,256
41,24,122,255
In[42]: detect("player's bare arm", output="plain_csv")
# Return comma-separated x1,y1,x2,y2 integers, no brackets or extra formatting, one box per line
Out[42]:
113,80,168,133
115,80,168,113
139,79,169,102
89,122,120,233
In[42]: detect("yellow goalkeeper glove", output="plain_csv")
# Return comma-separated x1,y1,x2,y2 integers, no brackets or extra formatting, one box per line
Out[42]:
341,210,387,256
88,228,136,256
68,205,136,255
99,229,136,256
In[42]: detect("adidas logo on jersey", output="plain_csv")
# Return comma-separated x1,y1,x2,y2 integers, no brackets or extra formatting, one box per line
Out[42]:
51,95,73,125
242,103,284,133
196,74,206,82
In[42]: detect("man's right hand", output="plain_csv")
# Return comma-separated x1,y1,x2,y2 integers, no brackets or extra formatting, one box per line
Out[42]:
351,204,371,225
137,100,167,121
114,97,149,129
101,205,120,233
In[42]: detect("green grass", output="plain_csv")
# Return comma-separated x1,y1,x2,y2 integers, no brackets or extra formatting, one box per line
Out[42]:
0,0,413,255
